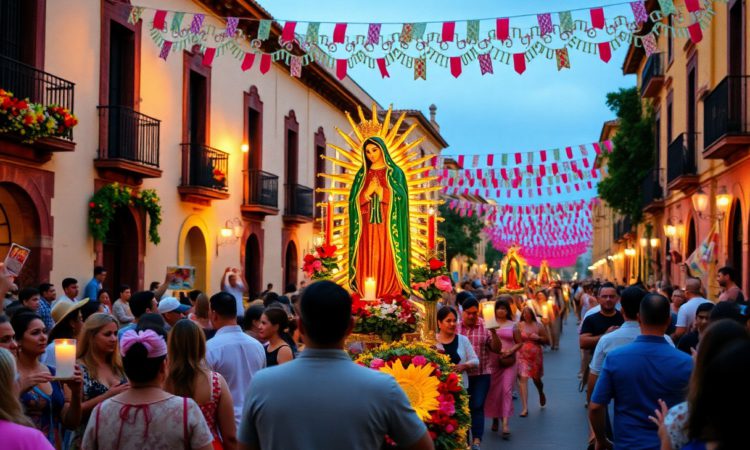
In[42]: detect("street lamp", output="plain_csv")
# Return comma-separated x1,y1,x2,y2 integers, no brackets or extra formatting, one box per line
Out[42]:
650,238,659,248
692,186,733,221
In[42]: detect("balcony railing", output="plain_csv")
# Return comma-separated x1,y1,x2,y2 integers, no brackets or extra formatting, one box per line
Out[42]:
640,53,664,98
285,184,314,218
667,133,697,185
641,168,663,208
0,54,75,140
98,105,160,167
704,75,750,155
181,143,229,191
245,169,279,208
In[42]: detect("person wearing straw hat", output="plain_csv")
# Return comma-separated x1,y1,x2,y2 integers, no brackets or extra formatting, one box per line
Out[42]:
40,299,89,369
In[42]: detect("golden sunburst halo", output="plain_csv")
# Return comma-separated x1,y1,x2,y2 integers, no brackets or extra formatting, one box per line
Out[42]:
379,359,441,421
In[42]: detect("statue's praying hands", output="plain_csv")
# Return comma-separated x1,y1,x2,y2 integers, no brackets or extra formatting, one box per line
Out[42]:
364,176,384,199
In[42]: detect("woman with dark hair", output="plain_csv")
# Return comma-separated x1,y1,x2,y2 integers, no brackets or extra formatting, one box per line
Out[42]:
650,319,749,449
485,299,522,438
258,308,293,367
82,326,213,449
242,304,265,342
517,306,548,417
12,311,82,448
435,306,478,388
165,320,236,450
0,314,19,355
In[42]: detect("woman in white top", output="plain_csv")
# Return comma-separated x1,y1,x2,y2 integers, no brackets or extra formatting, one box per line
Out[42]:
435,306,478,388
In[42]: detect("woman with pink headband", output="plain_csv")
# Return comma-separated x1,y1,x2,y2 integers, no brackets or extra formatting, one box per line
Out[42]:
81,326,213,449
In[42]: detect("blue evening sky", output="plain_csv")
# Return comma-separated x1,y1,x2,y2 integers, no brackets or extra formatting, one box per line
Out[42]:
256,0,637,156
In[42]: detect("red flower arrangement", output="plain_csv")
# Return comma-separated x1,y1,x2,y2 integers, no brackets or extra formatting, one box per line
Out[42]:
302,245,339,280
0,89,78,142
412,258,453,302
351,293,420,341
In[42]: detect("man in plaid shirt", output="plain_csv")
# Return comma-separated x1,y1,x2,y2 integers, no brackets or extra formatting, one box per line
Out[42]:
457,295,496,450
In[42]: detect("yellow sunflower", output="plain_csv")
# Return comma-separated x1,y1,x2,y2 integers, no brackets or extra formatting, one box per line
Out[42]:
380,359,440,421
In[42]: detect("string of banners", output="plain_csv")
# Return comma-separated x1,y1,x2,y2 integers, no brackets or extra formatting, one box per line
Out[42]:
442,140,611,167
125,0,725,79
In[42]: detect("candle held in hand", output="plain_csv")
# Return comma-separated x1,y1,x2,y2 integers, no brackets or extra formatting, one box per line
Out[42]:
481,301,499,329
55,339,76,379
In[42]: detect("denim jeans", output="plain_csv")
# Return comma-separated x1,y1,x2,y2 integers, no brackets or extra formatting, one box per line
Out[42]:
467,374,491,441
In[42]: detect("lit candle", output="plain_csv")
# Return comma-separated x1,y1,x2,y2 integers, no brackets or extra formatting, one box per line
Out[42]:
55,339,76,379
427,208,436,250
541,304,549,319
364,277,377,300
481,301,499,329
547,299,555,319
325,195,334,246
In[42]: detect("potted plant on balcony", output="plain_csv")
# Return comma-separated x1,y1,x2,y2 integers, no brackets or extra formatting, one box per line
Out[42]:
212,168,227,190
0,89,78,142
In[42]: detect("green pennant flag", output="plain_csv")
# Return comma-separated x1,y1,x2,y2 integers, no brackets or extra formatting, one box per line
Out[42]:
306,23,320,43
466,20,480,43
658,0,677,15
553,148,560,160
171,12,185,32
412,23,426,40
258,20,271,40
559,11,574,33
501,153,508,165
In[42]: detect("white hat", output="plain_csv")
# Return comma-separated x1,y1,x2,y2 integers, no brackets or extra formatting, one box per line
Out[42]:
157,297,190,314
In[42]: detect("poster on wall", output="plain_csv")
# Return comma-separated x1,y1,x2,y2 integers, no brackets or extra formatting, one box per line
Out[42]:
167,266,195,290
4,243,30,276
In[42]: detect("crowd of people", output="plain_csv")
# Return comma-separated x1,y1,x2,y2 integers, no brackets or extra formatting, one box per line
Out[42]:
1,259,748,449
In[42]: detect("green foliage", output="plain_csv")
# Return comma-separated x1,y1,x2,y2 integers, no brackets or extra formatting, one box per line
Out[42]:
597,87,655,224
438,203,484,264
88,183,163,244
485,242,504,269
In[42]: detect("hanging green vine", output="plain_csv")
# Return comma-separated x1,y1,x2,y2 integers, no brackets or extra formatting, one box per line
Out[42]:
88,183,163,244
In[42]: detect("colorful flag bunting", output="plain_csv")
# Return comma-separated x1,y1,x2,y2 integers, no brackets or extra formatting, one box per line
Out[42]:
496,18,509,41
153,10,167,31
442,22,456,42
333,23,347,43
367,23,381,44
258,20,271,40
190,14,205,34
225,17,239,37
478,53,493,75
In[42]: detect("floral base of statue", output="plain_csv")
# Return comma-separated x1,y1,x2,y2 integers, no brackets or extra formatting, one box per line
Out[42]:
347,294,422,352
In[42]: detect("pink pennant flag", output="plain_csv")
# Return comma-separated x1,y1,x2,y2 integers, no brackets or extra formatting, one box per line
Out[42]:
515,153,522,164
552,163,559,175
478,53,493,75
583,158,590,168
282,21,297,43
487,154,494,166
590,8,605,29
540,150,547,162
158,40,172,60
472,155,480,168
630,2,648,25
500,168,508,180
241,53,256,71
604,140,613,152
536,177,542,187
492,178,499,188
642,34,658,56
259,54,272,74
575,184,581,192
518,190,523,198
513,53,526,75
367,23,381,44
336,59,347,80
333,23,347,43
537,13,553,36
598,42,612,63
442,21,456,42
587,181,593,189
565,147,574,159
537,187,543,196
513,167,521,179
688,23,703,43
153,10,167,31
202,47,216,67
526,164,534,174
556,186,562,194
592,168,599,178
593,142,602,155
450,57,462,78
225,17,239,37
540,165,546,177
496,18,510,41
290,56,302,78
376,58,390,78
685,0,701,12
457,155,465,167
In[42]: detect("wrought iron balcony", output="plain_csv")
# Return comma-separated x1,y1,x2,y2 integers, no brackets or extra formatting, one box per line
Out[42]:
703,75,750,159
667,133,699,192
95,105,162,183
178,143,230,205
284,183,314,223
641,168,664,213
242,169,279,219
640,53,664,98
0,54,76,158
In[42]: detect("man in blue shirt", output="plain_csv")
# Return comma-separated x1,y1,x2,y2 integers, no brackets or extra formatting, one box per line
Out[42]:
589,293,692,450
239,281,433,450
83,266,107,301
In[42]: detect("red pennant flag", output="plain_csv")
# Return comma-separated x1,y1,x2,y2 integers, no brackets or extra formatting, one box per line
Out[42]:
450,57,462,78
593,142,602,155
526,164,534,174
442,21,456,42
540,150,547,162
513,53,526,74
513,167,521,179
583,158,590,168
202,47,216,67
282,21,297,43
552,163,559,175
515,153,522,164
259,54,272,74
565,147,573,159
457,155,464,167
537,188,543,196
376,58,390,78
336,59,347,80
590,8,605,29
500,168,508,180
241,53,256,71
556,186,562,194
540,165,546,177
688,23,703,43
587,181,593,189
333,23,347,43
536,177,542,187
487,154,494,166
496,18,509,40
562,173,569,183
518,190,523,198
685,0,701,12
598,42,612,63
153,10,167,31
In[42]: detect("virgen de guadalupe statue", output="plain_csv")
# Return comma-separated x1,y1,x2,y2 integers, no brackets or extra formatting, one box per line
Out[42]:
499,247,527,294
316,105,441,299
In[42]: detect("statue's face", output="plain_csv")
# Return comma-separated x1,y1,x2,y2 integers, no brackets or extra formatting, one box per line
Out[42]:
365,143,383,164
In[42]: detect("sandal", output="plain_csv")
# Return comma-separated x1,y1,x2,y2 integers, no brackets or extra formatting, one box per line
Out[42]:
502,431,511,440
540,392,547,407
491,421,499,432
519,411,528,417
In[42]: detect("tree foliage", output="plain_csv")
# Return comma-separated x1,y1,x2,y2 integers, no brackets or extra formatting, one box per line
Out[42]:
597,87,654,224
485,242,504,269
438,203,484,264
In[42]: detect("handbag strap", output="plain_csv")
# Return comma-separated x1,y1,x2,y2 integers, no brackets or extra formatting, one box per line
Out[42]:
183,397,189,450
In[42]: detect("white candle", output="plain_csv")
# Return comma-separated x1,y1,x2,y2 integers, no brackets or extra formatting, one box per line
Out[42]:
364,277,377,300
55,339,76,379
541,304,549,319
481,301,499,329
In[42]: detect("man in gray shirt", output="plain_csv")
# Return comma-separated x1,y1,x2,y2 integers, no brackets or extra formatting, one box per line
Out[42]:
239,281,433,450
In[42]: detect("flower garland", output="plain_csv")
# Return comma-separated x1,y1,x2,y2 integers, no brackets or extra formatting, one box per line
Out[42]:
88,183,163,244
355,341,471,449
302,244,339,280
352,294,420,342
0,89,78,143
412,258,453,302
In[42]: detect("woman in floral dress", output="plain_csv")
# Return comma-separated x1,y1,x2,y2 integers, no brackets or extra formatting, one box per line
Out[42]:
517,306,548,417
